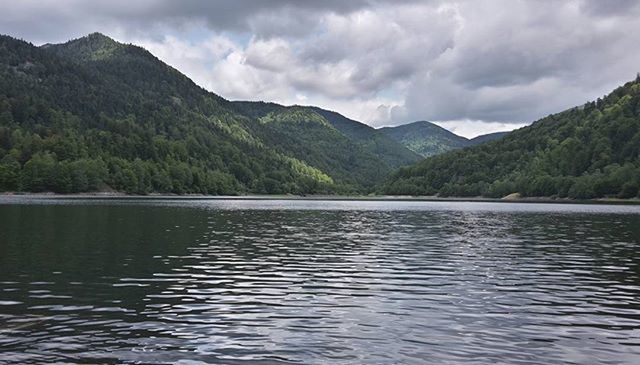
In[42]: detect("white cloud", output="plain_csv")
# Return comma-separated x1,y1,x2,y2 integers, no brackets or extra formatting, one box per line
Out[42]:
433,121,528,139
128,32,405,124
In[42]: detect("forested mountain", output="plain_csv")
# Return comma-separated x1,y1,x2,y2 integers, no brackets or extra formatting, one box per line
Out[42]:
383,76,640,199
379,121,508,157
231,101,421,189
0,33,417,194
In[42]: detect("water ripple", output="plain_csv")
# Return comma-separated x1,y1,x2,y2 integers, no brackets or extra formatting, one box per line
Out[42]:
0,201,639,364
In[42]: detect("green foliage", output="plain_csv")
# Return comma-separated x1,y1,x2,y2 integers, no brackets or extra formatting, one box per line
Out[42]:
383,77,640,199
0,155,20,190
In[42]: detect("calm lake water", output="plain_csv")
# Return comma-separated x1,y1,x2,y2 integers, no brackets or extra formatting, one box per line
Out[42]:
1,197,640,364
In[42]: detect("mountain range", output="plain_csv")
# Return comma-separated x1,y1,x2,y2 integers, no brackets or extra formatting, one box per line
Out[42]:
1,32,637,199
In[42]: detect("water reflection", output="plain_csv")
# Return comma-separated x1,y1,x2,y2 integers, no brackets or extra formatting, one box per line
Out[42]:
0,199,639,364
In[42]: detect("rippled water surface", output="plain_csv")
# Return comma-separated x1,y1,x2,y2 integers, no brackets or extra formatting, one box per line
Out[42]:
1,197,640,364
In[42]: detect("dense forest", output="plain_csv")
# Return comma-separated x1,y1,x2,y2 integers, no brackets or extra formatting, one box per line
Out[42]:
0,33,418,194
383,76,640,199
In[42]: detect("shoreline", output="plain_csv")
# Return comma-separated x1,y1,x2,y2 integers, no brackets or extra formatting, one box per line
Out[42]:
1,192,640,205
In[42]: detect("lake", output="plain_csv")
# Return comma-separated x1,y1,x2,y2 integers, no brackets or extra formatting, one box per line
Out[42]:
1,197,640,364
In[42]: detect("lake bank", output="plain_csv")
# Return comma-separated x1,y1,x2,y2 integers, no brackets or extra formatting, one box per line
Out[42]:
1,192,640,205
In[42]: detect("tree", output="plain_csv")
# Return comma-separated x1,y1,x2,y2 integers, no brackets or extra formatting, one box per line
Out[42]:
20,153,57,192
0,156,20,190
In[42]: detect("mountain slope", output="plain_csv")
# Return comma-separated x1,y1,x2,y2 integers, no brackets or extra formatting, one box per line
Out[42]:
0,33,338,194
383,76,640,199
379,121,508,157
231,101,421,189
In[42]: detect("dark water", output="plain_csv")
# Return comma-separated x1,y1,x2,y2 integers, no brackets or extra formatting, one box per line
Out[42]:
1,198,640,364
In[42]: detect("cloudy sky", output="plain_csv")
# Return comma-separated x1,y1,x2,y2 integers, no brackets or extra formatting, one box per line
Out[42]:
2,0,639,137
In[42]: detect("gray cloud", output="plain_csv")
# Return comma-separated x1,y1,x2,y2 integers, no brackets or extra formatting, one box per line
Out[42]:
392,0,640,125
0,0,422,42
579,0,640,17
1,0,639,136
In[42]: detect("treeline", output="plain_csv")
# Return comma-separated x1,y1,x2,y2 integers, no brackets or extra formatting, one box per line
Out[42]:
0,109,334,194
383,76,640,199
0,153,241,195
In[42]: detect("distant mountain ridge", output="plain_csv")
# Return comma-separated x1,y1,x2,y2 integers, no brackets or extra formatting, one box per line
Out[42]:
379,121,508,157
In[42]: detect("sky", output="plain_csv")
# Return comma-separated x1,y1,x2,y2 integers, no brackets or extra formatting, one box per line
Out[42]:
2,0,639,137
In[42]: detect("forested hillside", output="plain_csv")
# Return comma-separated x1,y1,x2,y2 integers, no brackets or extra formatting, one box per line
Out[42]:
0,33,418,194
232,101,421,189
379,121,507,157
383,76,640,199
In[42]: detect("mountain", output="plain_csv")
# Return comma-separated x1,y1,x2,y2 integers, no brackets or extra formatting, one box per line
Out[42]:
382,76,640,199
0,33,416,194
379,121,508,157
231,101,421,189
